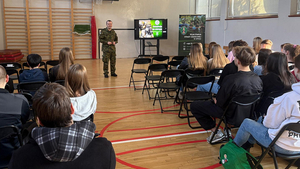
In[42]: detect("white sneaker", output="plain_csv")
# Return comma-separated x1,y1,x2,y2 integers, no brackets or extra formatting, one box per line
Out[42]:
207,130,225,143
224,129,232,139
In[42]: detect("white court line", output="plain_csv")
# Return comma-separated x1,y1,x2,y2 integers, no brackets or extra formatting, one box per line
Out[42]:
112,130,210,145
92,85,143,90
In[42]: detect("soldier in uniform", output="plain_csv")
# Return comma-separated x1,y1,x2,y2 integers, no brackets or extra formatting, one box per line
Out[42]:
99,20,118,78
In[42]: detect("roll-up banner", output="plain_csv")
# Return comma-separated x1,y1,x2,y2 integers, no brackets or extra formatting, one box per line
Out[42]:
178,15,206,56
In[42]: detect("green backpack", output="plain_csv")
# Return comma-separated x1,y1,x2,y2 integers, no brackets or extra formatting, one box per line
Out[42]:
219,139,263,169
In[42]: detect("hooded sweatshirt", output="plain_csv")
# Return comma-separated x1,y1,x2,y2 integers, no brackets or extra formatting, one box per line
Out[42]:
71,90,97,122
264,82,300,151
31,121,95,162
19,69,47,83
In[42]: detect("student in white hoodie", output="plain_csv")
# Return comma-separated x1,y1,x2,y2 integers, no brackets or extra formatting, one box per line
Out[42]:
65,64,97,122
233,54,300,155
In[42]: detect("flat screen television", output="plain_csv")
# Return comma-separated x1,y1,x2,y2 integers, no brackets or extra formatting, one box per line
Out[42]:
134,19,167,39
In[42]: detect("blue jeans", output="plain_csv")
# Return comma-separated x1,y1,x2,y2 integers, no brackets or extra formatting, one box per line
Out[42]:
196,82,220,94
233,117,300,155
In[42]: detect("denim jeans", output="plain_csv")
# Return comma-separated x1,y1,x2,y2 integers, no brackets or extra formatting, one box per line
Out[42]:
196,81,220,94
233,117,300,155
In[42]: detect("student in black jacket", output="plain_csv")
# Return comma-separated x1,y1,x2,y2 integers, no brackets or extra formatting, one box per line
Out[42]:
9,83,116,169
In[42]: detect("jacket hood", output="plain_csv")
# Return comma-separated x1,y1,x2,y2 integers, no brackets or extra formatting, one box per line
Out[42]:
31,121,95,162
71,90,97,121
20,69,45,82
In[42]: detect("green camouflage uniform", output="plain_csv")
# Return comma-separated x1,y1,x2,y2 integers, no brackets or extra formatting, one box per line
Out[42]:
99,28,118,75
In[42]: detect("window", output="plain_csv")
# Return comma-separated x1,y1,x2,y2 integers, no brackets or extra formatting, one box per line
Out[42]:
228,0,279,18
196,0,222,20
298,0,300,14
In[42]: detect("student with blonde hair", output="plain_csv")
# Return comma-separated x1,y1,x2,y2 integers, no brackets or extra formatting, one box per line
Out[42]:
207,44,230,72
65,64,97,122
253,37,262,55
49,47,74,82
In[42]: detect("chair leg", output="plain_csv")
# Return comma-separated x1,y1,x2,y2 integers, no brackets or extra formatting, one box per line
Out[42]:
186,108,201,129
286,159,298,169
271,149,279,169
178,96,185,118
153,87,159,106
129,72,133,87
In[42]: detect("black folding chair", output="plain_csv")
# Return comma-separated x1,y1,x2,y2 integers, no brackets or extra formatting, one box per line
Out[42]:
178,76,215,129
45,60,59,74
129,58,151,90
17,81,47,94
54,80,65,86
142,64,168,99
209,68,223,76
209,94,261,144
153,69,184,113
0,125,23,145
171,56,185,62
168,60,182,70
151,56,169,64
22,62,46,69
253,122,300,169
0,62,22,90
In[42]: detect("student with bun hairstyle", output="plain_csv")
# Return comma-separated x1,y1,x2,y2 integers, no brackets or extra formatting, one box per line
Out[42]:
49,47,74,82
65,64,97,122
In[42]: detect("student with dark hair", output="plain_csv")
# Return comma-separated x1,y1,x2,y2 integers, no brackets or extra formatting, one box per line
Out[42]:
281,43,292,53
9,83,116,169
283,44,300,71
65,64,97,122
253,49,272,75
227,40,248,62
0,65,30,168
19,54,48,83
191,46,262,143
256,52,295,116
232,54,300,155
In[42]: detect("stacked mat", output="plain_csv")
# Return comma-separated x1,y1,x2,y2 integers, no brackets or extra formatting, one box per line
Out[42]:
0,49,24,63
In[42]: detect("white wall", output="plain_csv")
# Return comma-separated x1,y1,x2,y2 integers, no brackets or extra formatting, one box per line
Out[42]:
94,0,195,58
0,0,299,57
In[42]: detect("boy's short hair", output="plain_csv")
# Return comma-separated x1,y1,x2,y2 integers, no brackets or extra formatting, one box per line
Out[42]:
233,40,248,47
27,54,42,68
235,46,256,67
261,39,273,46
33,83,72,127
0,65,7,83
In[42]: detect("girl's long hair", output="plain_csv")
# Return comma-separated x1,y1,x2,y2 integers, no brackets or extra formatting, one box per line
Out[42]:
65,64,90,97
188,43,207,72
208,44,230,72
57,47,74,80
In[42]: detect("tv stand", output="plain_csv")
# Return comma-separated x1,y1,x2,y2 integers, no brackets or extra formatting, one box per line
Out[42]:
139,39,160,56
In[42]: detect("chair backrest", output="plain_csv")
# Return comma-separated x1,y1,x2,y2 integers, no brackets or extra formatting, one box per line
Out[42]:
18,81,47,93
147,63,168,73
171,56,185,61
134,58,152,64
45,60,59,71
151,56,169,64
184,68,205,77
54,80,65,86
5,78,14,93
0,125,23,146
161,69,185,79
225,94,261,127
209,68,223,76
0,62,22,70
168,60,182,69
185,76,215,87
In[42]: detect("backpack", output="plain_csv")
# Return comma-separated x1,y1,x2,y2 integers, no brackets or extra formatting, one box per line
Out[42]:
219,139,263,169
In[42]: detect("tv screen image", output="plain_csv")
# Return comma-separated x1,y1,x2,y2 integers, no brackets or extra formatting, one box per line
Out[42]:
134,19,167,39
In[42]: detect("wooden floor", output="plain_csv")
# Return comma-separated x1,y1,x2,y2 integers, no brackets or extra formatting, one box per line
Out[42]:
75,58,295,169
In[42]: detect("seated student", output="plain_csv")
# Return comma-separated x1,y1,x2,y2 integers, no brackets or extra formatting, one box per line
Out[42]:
227,40,248,62
260,39,273,51
256,52,295,116
49,47,74,82
65,64,97,122
281,43,292,53
0,65,30,168
196,44,229,94
253,37,262,55
177,43,207,98
283,44,300,72
9,83,116,169
233,54,300,155
190,46,262,143
253,49,272,75
19,54,48,83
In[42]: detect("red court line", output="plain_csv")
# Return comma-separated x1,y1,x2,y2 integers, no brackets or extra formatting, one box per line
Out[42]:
116,158,147,169
116,140,206,156
200,163,222,169
96,104,180,114
108,121,198,132
111,129,206,143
